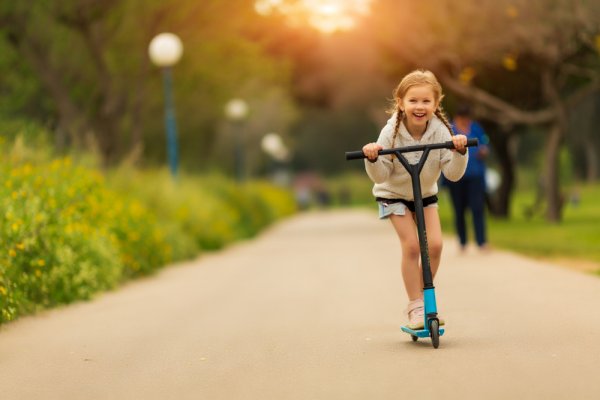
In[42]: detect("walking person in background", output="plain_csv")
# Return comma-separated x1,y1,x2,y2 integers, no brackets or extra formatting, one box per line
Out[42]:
445,104,490,252
361,69,468,329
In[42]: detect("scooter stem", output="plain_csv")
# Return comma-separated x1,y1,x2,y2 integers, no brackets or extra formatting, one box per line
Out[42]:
394,148,435,289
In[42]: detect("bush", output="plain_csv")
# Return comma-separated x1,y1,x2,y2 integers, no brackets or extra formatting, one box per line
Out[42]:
107,169,297,250
0,137,296,324
0,159,123,321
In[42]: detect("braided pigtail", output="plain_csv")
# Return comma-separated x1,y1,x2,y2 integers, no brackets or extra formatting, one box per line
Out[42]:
392,106,403,145
389,106,404,160
435,104,455,136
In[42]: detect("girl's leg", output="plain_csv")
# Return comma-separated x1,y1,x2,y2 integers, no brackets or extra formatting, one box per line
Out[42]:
423,207,444,279
389,214,421,301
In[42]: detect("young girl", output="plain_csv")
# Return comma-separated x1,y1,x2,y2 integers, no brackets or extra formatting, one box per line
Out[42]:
362,69,468,329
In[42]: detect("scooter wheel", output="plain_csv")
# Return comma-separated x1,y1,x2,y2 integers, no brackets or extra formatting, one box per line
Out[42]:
411,335,418,342
429,320,440,349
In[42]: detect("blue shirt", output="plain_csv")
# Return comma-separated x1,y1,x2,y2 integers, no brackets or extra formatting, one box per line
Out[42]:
451,121,489,178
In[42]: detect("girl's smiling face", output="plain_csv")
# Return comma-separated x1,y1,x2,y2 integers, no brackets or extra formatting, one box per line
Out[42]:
399,84,439,137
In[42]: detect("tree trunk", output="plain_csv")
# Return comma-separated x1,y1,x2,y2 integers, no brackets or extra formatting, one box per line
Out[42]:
541,70,568,222
493,132,516,218
543,122,564,222
76,20,123,167
584,140,598,182
19,37,92,150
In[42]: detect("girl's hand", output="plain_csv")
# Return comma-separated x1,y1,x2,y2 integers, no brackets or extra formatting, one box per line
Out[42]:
452,134,467,155
362,143,383,161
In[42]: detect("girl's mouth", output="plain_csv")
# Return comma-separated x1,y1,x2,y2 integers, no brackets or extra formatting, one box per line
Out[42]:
413,112,426,118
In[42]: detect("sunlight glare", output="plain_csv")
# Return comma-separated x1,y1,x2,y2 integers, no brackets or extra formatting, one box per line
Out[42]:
254,0,372,33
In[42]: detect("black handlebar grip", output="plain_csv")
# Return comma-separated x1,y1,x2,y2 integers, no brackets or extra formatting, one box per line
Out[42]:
345,150,367,160
466,138,479,147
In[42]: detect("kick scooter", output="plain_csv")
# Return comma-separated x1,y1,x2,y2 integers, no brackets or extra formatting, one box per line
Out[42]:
345,138,478,348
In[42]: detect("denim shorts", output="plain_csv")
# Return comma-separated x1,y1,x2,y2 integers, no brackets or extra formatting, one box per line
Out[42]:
378,199,438,219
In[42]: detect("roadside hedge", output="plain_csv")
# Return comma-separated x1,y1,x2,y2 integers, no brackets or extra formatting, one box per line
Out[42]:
0,146,296,324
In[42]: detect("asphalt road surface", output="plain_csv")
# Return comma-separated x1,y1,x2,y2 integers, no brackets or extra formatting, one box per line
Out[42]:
1,209,600,399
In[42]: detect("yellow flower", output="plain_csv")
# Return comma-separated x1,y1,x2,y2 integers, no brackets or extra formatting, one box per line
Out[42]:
11,191,18,200
16,243,25,250
9,249,16,257
35,270,42,277
459,67,476,85
50,159,62,170
0,286,6,295
502,54,517,71
37,259,46,267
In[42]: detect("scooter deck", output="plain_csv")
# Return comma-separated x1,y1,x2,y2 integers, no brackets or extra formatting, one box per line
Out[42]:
401,325,445,338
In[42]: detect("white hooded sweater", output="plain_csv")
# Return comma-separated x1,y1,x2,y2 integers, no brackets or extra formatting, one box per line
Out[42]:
364,113,468,200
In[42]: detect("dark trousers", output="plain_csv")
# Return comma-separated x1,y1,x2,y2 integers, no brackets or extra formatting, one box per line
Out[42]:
447,175,487,247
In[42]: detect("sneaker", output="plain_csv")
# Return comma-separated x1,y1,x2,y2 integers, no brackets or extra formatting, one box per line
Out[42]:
405,299,446,329
405,299,425,330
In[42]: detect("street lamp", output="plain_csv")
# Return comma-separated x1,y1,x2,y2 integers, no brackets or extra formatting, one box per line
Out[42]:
261,132,290,186
225,98,249,181
261,132,288,162
149,33,183,178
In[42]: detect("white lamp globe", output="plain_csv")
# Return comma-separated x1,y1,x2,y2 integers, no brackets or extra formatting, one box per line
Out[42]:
261,133,281,155
149,33,183,67
262,133,288,161
225,99,249,121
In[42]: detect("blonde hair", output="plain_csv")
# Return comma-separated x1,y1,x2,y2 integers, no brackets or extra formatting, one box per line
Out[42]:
388,69,454,144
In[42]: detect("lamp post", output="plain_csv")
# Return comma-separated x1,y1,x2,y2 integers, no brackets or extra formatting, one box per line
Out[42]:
261,132,289,186
225,98,249,182
149,33,183,178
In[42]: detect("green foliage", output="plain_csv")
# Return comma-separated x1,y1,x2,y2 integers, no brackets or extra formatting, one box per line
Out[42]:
0,135,296,324
0,0,297,170
325,172,375,207
325,171,600,269
437,184,600,268
107,169,296,250
0,158,124,322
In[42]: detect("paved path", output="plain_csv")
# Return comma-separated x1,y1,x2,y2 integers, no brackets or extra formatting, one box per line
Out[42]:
1,210,600,399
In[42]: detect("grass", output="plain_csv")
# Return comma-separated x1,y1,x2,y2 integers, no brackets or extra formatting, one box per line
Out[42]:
439,184,600,272
327,172,600,274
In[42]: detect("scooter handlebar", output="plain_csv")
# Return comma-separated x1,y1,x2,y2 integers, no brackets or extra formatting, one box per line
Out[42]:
345,138,479,160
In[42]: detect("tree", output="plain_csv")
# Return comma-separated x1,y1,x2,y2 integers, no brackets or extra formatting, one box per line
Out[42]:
368,0,600,221
0,0,296,173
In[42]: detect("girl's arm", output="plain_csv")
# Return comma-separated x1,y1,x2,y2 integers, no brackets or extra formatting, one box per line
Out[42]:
440,128,469,182
364,115,396,184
